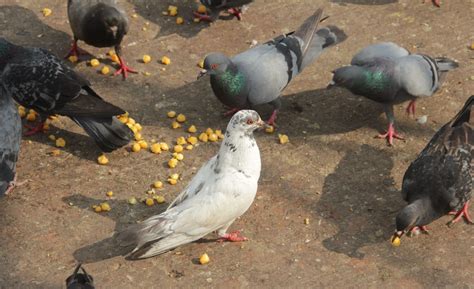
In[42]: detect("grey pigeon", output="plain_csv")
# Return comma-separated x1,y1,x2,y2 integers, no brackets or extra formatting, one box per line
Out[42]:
199,8,346,125
0,88,21,197
117,110,264,259
194,0,254,22
0,38,133,152
392,95,473,245
329,42,458,145
66,264,95,289
67,0,136,79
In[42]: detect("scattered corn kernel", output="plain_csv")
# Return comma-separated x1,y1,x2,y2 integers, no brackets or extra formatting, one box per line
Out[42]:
145,198,155,206
470,43,474,50
174,153,184,161
94,206,102,213
100,202,111,212
101,66,110,75
127,118,136,125
106,191,114,197
153,181,163,189
147,189,155,195
135,123,143,132
128,197,138,205
161,56,171,65
110,54,120,63
160,142,169,151
169,9,178,17
167,111,177,118
90,59,100,67
68,55,78,63
197,59,204,68
142,54,152,63
154,195,165,204
176,137,187,145
176,17,184,24
131,13,138,18
174,145,184,153
55,137,66,148
304,218,310,225
134,133,143,141
132,142,141,152
42,8,52,17
168,158,178,168
49,149,61,156
197,4,207,14
176,114,186,123
170,173,179,180
199,253,210,265
199,133,208,142
118,116,128,123
186,145,193,150
265,125,275,134
26,113,36,122
42,122,50,131
108,50,116,56
18,108,26,118
391,236,401,247
187,136,198,145
131,126,138,134
138,140,149,149
150,143,162,154
278,134,289,144
171,121,181,129
168,178,177,185
97,154,109,165
168,5,178,12
208,133,218,142
188,125,197,133
205,128,214,135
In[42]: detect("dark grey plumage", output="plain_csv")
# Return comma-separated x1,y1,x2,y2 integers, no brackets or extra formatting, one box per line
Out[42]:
200,8,346,124
393,95,474,241
66,264,95,289
0,38,133,152
330,42,458,145
0,87,21,196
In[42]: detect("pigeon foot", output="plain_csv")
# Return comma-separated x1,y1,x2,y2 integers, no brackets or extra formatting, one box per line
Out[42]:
376,123,404,146
423,0,441,7
227,8,243,20
447,202,473,226
267,110,278,126
407,225,430,237
193,11,213,22
406,100,416,118
114,56,137,79
64,41,86,59
218,230,248,242
4,174,27,196
24,121,46,136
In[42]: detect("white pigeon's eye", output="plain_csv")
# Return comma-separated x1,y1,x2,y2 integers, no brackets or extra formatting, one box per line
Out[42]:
246,119,254,125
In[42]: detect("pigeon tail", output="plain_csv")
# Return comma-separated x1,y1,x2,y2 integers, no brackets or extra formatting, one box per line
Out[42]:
450,95,474,128
434,57,459,72
72,116,133,152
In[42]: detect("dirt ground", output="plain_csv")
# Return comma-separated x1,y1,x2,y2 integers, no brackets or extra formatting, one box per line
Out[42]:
1,0,473,288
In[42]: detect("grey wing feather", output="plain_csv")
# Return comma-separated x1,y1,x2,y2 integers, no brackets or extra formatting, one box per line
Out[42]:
351,42,409,66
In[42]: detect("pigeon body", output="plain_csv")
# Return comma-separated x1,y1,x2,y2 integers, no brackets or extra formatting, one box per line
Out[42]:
200,8,346,124
196,0,254,21
330,42,458,145
66,264,95,289
117,110,264,259
0,87,21,196
393,95,474,243
67,0,135,78
0,38,133,152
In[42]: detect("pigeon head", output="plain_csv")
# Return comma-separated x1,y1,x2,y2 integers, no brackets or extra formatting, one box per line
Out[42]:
198,53,232,79
391,200,428,246
66,264,94,289
227,110,265,133
83,3,127,48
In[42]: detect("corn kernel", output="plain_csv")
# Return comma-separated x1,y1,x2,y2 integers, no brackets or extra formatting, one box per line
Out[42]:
127,118,136,125
132,142,141,152
176,17,184,24
42,122,50,131
97,154,109,165
154,195,165,204
26,113,36,122
304,218,310,225
94,206,102,213
199,253,210,265
199,133,208,142
42,8,52,17
131,13,138,18
138,140,148,149
205,128,214,135
470,43,474,50
168,5,178,12
168,178,177,185
170,173,179,180
161,56,171,65
169,9,178,17
49,149,61,156
197,4,207,14
108,50,116,56
160,142,169,151
265,125,275,134
208,133,218,142
118,116,128,123
188,125,197,133
68,55,78,63
90,59,100,67
135,123,143,132
167,111,177,118
174,145,184,153
176,114,186,123
147,189,155,195
128,197,137,205
197,59,204,68
101,66,110,75
106,191,114,197
100,202,111,211
171,121,181,129
278,134,289,144
142,54,152,63
55,138,66,148
131,126,138,134
391,236,401,247
150,143,162,154
176,137,187,145
145,198,154,206
168,158,178,168
153,181,163,189
18,109,26,118
187,136,198,145
186,145,193,150
134,133,143,141
110,54,120,63
174,153,184,161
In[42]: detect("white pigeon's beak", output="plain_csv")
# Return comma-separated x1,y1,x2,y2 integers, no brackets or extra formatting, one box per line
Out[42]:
256,119,266,128
197,69,208,80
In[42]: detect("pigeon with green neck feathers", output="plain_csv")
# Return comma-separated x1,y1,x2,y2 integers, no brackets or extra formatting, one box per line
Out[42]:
199,8,347,125
329,42,458,145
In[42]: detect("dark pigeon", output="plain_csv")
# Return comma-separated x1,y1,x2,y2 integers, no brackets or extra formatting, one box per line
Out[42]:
0,88,21,197
67,0,136,79
0,38,133,152
195,0,254,22
199,8,347,125
329,42,458,145
66,264,95,289
392,95,473,245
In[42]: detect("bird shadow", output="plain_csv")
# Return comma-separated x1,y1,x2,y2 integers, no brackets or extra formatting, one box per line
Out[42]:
330,0,398,5
314,144,401,258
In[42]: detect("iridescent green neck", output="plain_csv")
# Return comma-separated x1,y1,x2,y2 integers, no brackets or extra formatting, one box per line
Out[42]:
361,70,390,91
215,70,245,96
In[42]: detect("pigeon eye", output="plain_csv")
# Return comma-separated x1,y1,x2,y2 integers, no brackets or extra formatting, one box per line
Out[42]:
211,64,219,69
246,119,254,125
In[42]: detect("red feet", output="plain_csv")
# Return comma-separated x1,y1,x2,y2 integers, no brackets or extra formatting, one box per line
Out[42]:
24,121,46,136
448,202,473,226
406,100,416,118
423,0,441,7
193,11,213,22
376,123,404,146
64,41,86,59
227,8,243,20
114,56,137,79
223,107,240,117
267,110,278,126
4,174,26,196
218,230,248,242
407,225,430,237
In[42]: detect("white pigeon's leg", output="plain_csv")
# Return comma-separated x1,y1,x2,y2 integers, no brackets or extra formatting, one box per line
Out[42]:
216,220,248,242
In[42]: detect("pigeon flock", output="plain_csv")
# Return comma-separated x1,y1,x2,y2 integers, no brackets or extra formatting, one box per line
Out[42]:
0,0,471,287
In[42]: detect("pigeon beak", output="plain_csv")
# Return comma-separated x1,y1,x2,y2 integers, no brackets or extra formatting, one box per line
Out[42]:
326,80,336,89
390,231,404,247
197,69,208,80
110,25,118,38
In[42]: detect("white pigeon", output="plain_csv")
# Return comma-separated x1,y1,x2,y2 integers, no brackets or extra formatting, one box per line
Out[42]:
117,110,265,259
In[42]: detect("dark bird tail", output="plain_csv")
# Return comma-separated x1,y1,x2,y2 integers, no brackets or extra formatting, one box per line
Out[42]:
435,57,459,71
450,95,474,128
72,116,133,152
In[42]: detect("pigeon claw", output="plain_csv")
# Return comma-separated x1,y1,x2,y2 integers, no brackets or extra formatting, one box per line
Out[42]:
227,8,243,20
193,11,213,22
447,202,473,226
376,123,404,146
64,41,86,59
407,225,430,237
24,121,46,136
218,230,248,242
114,56,137,79
406,100,416,118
